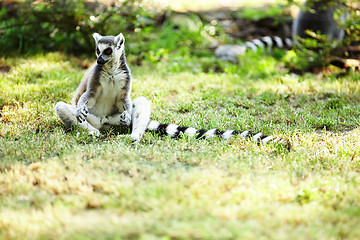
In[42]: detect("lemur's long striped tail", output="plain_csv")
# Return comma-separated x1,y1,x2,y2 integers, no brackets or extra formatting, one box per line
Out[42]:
215,36,293,63
245,36,293,51
146,120,291,150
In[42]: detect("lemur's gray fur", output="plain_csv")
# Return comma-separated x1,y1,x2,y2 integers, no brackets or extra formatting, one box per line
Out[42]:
55,32,290,149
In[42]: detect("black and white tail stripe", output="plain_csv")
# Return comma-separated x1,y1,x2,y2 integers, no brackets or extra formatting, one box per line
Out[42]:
245,36,293,52
146,120,290,150
215,36,294,63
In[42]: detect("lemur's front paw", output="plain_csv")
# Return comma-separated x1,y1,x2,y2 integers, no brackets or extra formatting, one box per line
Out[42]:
76,105,88,123
119,111,131,126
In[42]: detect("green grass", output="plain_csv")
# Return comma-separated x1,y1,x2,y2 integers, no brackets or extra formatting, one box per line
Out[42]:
1,52,360,239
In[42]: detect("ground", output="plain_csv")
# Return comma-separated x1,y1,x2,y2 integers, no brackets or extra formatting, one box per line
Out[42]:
0,51,360,239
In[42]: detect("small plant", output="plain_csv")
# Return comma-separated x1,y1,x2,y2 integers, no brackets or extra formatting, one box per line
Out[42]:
283,0,359,73
340,1,360,47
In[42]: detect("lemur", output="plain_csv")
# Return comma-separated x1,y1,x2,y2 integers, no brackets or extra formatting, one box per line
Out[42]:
55,33,151,142
55,33,290,149
215,1,347,62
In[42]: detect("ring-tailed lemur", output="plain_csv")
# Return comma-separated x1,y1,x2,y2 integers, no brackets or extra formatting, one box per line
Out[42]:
55,32,290,149
216,1,346,62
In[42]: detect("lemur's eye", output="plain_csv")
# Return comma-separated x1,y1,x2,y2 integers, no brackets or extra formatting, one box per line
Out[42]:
104,48,112,55
96,48,100,55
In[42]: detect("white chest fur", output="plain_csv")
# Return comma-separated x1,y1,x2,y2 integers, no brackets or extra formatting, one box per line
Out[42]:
91,69,129,116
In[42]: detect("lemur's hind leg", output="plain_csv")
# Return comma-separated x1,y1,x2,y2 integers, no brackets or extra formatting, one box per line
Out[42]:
55,101,100,137
130,96,151,142
55,97,150,141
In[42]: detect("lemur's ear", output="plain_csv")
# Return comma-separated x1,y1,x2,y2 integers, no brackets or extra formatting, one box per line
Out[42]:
92,33,102,43
114,33,125,49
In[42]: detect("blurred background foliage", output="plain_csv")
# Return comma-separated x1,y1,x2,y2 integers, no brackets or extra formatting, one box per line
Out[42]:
0,0,148,54
0,0,359,73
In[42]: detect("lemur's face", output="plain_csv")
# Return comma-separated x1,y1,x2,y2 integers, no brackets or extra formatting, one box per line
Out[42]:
92,33,125,65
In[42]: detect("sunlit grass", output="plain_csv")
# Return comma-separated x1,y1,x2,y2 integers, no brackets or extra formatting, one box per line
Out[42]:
0,52,360,239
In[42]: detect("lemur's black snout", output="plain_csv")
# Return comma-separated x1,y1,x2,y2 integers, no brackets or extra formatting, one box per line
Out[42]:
97,55,108,65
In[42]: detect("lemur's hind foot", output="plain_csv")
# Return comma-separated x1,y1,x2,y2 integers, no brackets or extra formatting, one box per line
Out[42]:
55,101,101,137
130,97,151,142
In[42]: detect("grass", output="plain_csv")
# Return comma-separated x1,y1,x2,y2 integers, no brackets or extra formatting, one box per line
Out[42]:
1,51,360,239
